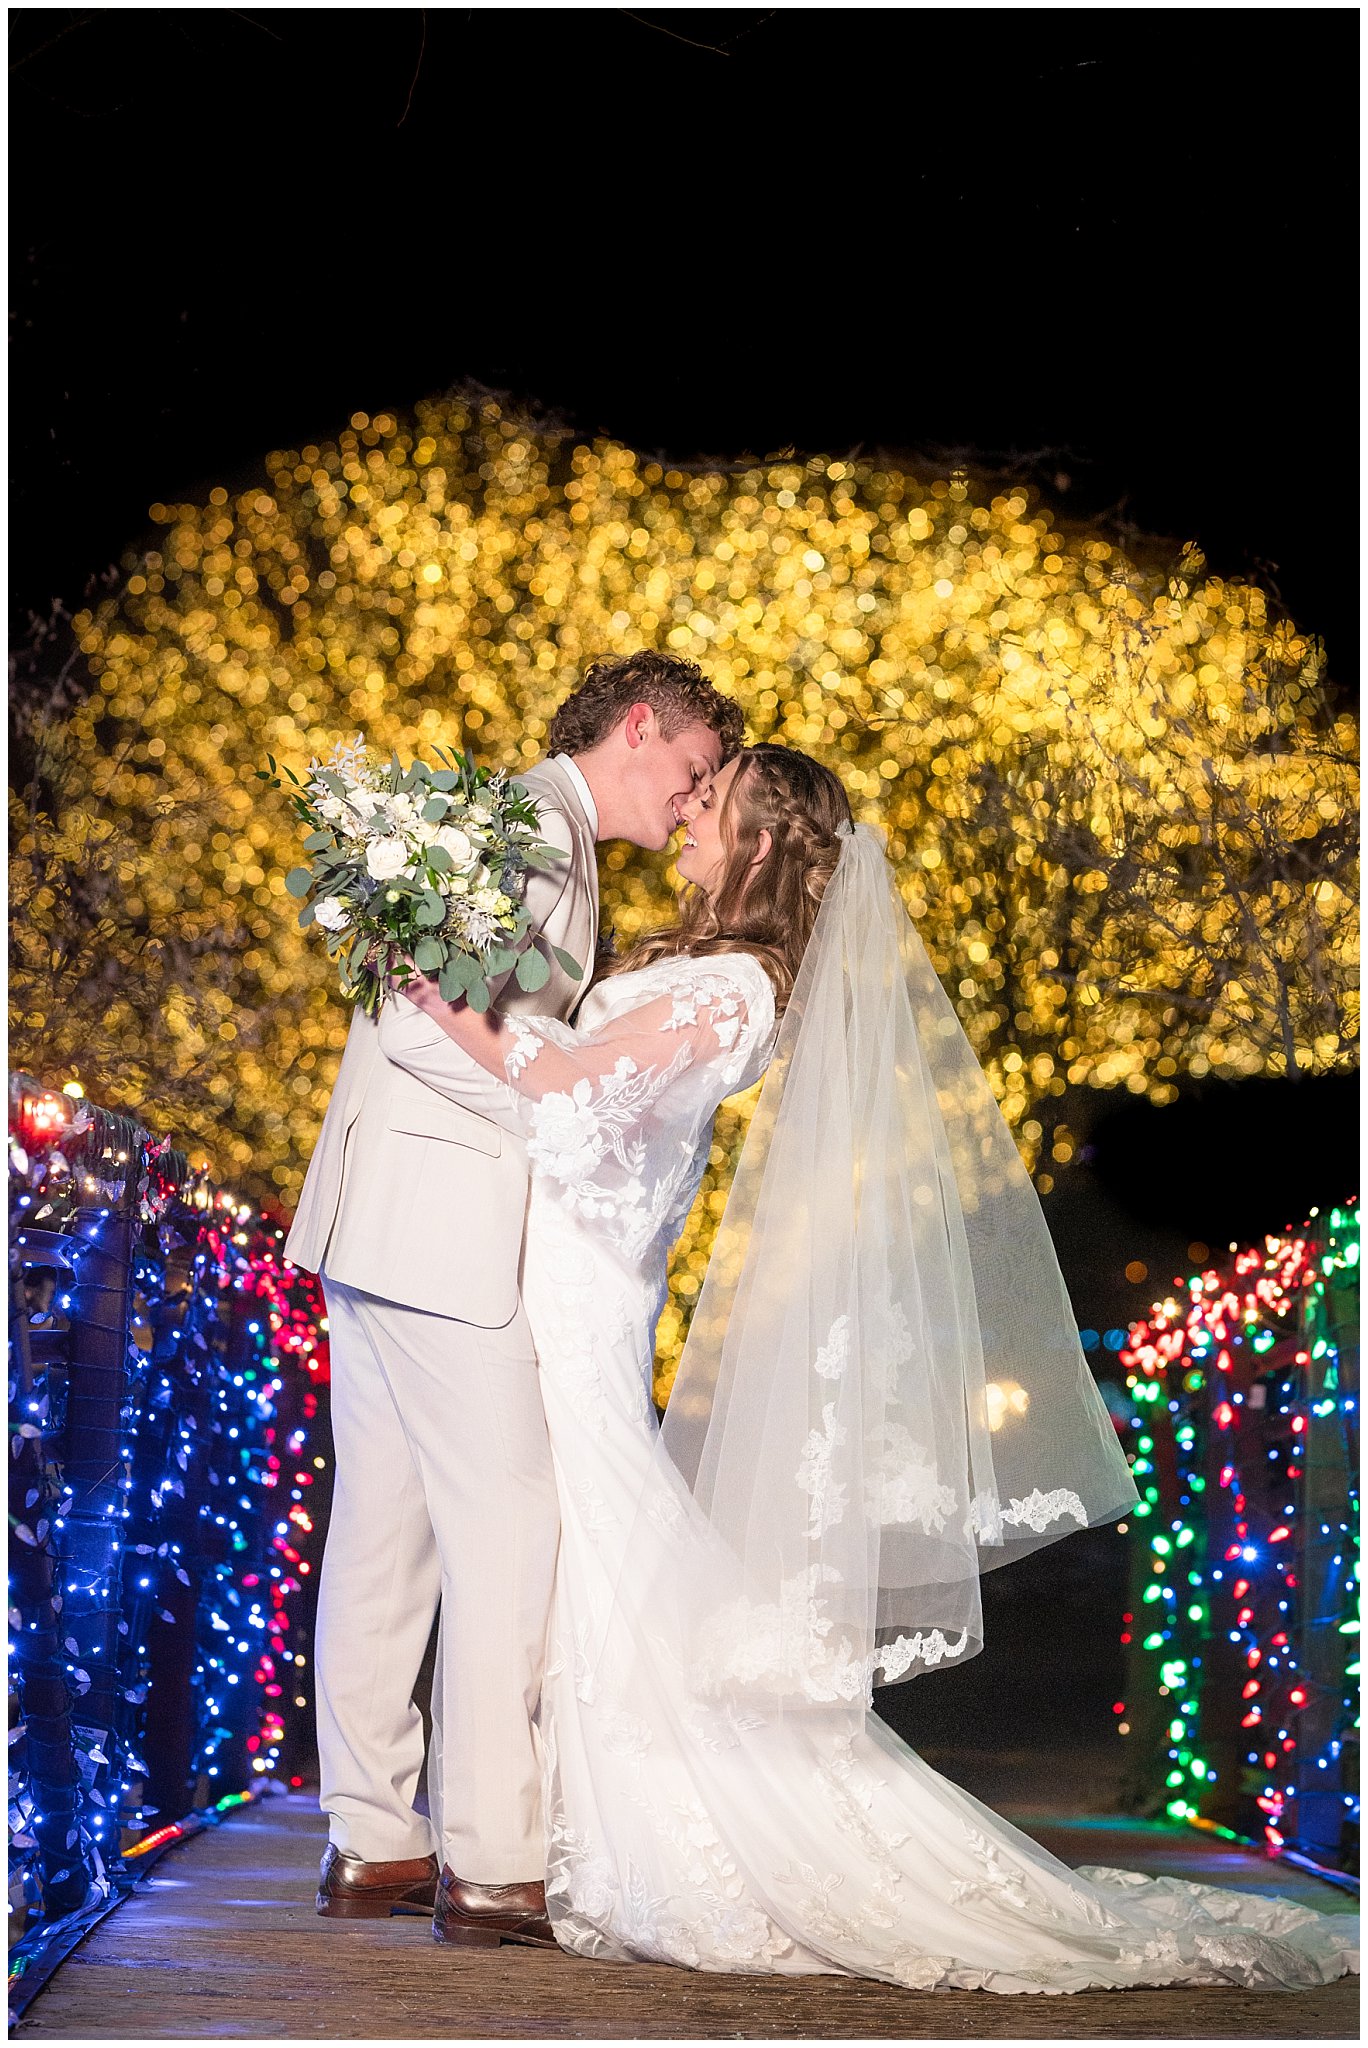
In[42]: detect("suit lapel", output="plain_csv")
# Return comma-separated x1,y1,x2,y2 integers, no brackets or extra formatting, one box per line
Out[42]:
572,805,600,1004
525,755,600,1003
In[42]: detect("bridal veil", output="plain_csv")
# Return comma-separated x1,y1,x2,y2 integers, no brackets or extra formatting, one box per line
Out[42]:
654,822,1139,1709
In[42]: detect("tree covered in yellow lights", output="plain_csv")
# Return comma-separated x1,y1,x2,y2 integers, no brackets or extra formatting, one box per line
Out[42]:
9,394,1358,1388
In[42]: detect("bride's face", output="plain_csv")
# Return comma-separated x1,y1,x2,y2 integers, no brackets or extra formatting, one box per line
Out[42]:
674,755,740,896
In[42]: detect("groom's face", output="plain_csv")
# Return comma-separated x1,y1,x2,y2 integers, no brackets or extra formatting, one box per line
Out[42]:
622,710,724,851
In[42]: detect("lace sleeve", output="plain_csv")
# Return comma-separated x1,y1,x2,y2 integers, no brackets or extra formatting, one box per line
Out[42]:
415,957,774,1240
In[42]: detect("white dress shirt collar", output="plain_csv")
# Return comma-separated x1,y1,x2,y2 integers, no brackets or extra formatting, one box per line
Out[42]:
553,753,599,839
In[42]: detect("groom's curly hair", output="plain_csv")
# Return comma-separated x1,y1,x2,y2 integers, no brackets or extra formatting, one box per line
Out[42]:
548,652,744,759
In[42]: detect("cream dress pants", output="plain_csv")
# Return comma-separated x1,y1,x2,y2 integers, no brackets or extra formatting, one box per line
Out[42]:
314,1274,559,1883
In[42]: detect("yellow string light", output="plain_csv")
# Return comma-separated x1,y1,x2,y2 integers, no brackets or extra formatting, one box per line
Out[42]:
9,395,1357,1398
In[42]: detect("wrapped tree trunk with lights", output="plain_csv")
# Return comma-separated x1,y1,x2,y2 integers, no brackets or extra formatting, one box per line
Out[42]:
1117,1209,1359,1872
7,1079,331,1958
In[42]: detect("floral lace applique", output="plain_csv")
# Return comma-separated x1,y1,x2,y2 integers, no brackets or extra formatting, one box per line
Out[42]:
865,1421,958,1532
815,1736,910,1891
966,1489,1004,1543
572,1655,598,1712
874,1628,969,1681
529,1045,690,1186
645,1484,687,1536
1115,1930,1190,1973
504,1015,546,1078
689,1566,964,1707
599,1702,654,1760
657,964,770,1069
691,1563,837,1696
796,1402,849,1536
1001,1487,1088,1534
813,1315,851,1380
678,1694,768,1754
967,1486,1088,1542
776,1853,915,1954
950,1826,1037,1912
573,1477,620,1539
548,1737,795,1971
867,1294,917,1389
888,1948,958,1990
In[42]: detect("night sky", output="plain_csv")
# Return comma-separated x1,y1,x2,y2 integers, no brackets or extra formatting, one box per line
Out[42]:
10,5,1359,1313
10,6,1357,689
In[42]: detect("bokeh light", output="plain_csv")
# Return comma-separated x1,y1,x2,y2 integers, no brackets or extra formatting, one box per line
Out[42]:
9,395,1358,1396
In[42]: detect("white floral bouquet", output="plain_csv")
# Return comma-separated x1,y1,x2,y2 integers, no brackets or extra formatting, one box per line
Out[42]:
260,736,580,1016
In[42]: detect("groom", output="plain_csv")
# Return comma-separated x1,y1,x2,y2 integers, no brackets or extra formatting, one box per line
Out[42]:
285,652,742,1944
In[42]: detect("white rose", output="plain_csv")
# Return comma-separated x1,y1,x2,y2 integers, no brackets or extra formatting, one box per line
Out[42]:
365,836,410,881
433,824,474,869
314,896,350,931
472,886,502,912
466,802,492,825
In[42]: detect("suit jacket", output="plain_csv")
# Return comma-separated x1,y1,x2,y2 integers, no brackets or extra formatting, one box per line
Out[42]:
283,756,599,1323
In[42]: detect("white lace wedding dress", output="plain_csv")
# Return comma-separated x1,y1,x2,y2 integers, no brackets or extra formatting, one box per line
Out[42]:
480,950,1356,1994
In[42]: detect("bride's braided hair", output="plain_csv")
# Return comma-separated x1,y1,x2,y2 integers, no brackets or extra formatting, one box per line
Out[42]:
601,743,852,1013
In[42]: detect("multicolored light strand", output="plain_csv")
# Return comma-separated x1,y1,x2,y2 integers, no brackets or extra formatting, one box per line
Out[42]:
8,1076,329,1939
1115,1204,1359,1872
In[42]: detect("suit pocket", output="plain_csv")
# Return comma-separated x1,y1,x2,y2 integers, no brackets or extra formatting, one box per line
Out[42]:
384,1101,501,1156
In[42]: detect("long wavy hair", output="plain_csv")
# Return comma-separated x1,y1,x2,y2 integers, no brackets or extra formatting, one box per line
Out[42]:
601,743,853,1013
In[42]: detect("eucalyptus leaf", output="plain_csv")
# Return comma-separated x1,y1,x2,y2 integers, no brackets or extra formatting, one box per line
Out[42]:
484,946,516,976
303,830,332,852
285,867,313,898
439,953,476,1002
426,845,453,873
515,946,551,993
552,945,583,979
414,937,444,975
414,891,446,927
422,796,450,823
431,769,459,792
466,977,492,1013
298,905,316,929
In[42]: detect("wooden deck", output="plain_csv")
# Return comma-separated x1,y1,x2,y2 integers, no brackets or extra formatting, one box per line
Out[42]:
15,1793,1358,2040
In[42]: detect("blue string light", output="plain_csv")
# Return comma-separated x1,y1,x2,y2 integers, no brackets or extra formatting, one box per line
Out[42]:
8,1075,330,1938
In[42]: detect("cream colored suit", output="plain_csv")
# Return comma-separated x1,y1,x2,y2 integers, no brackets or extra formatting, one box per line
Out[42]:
284,756,598,1883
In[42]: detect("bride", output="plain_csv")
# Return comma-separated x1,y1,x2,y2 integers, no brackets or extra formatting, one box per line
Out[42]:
387,743,1357,1993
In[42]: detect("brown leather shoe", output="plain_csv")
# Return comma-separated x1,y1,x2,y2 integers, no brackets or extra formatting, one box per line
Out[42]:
432,1865,557,1949
316,1844,439,1919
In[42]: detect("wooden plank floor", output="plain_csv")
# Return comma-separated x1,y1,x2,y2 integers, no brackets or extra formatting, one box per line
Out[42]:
16,1794,1358,2041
